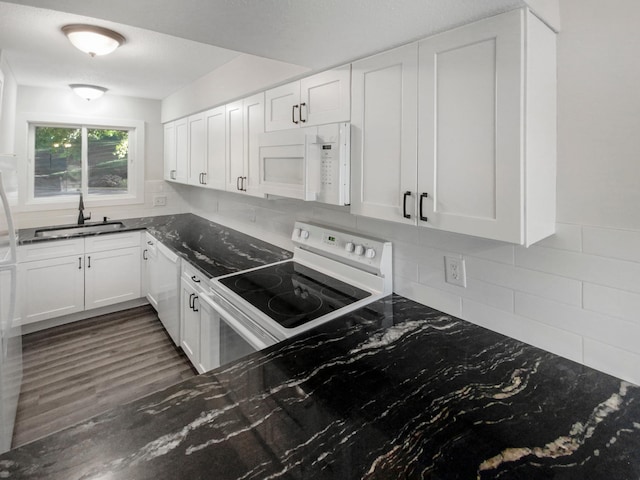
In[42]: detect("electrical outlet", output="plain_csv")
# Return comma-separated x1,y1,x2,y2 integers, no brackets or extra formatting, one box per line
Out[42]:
153,195,167,206
444,256,466,287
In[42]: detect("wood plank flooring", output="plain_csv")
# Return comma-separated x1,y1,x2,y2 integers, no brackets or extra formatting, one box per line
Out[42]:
12,305,196,448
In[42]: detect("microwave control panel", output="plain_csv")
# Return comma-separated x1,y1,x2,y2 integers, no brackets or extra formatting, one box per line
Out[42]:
315,122,350,206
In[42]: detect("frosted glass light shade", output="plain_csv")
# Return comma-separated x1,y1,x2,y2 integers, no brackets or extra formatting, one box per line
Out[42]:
70,84,108,101
62,25,125,57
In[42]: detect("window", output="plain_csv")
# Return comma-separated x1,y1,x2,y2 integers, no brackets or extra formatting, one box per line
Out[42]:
26,118,144,207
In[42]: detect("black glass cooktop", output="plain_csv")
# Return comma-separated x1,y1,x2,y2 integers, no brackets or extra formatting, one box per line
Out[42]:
219,261,371,329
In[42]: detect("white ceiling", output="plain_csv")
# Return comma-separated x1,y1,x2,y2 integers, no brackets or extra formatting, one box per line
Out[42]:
0,0,527,100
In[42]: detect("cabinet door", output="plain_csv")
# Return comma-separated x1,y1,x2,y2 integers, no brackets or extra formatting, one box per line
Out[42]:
243,92,265,198
198,294,220,373
418,10,522,242
174,117,189,184
300,65,351,127
350,44,418,224
143,236,159,311
85,247,141,310
187,113,206,186
18,255,84,324
265,81,300,132
205,106,226,190
180,280,201,372
163,122,176,181
225,101,245,193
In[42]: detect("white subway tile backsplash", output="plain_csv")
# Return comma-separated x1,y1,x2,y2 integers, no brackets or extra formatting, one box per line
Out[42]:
515,292,640,355
394,277,462,317
356,216,420,245
393,256,419,283
535,223,583,251
583,226,640,263
583,338,640,386
462,300,584,363
465,256,582,306
419,228,516,264
583,283,640,324
516,245,640,293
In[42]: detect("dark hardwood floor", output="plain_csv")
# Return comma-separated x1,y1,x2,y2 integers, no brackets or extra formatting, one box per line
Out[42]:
12,305,196,448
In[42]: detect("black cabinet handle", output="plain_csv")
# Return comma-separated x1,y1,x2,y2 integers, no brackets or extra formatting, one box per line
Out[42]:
292,104,299,124
403,191,412,219
78,257,82,269
236,176,241,191
201,172,206,185
242,176,247,191
147,240,153,245
87,256,91,268
299,102,306,123
419,193,429,222
191,275,200,283
143,249,148,260
189,293,195,309
193,296,199,312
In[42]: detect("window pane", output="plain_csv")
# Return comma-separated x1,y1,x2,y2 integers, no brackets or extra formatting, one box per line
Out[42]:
88,129,129,195
34,127,82,197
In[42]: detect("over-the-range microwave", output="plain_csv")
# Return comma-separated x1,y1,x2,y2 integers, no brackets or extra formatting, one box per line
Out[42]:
257,122,350,206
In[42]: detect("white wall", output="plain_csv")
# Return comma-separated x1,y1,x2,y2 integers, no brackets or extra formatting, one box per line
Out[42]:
12,85,189,228
161,54,310,123
181,0,640,386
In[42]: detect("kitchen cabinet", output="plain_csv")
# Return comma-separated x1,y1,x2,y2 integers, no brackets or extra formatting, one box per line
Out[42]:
141,233,158,310
180,262,216,373
225,93,264,197
204,106,226,190
18,232,142,325
187,113,206,186
350,44,418,225
265,65,351,132
163,117,188,183
351,9,556,246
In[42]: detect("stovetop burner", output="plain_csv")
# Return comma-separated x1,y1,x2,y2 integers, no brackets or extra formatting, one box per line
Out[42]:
219,261,371,329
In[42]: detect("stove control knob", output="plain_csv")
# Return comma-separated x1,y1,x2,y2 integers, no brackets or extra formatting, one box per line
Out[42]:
293,228,301,238
300,230,310,239
354,244,365,256
345,242,355,253
365,248,376,259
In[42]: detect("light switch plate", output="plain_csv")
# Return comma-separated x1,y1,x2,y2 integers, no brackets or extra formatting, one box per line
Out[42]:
444,256,466,287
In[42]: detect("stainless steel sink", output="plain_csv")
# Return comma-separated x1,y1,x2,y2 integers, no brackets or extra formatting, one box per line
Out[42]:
34,222,126,238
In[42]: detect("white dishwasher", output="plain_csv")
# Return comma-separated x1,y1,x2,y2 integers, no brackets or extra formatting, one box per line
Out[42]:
144,233,181,346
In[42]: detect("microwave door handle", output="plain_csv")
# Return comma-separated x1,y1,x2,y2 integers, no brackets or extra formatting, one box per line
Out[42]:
200,293,273,351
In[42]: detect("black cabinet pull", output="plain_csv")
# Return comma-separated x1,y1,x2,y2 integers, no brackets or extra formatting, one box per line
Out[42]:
78,257,82,269
201,172,206,185
189,293,195,309
191,275,200,283
87,256,91,268
299,102,306,123
242,176,247,191
419,193,429,222
403,191,412,219
147,240,153,245
143,249,148,260
193,296,199,312
236,176,241,191
292,104,299,124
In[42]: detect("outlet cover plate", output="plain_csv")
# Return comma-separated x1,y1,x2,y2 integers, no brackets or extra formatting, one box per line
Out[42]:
444,256,467,288
153,195,167,206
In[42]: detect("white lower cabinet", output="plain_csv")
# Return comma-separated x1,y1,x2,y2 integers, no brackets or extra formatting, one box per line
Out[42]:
18,232,142,325
19,254,85,325
180,278,200,367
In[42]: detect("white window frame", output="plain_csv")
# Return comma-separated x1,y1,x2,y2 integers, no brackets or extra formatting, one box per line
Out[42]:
23,114,145,210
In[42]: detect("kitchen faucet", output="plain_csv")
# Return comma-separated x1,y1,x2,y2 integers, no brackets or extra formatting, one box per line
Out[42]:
77,193,91,225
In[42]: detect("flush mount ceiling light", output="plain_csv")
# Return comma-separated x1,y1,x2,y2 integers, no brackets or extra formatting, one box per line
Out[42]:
62,24,125,57
70,84,108,101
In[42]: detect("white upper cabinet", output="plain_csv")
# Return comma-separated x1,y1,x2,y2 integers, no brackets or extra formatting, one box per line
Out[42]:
204,106,226,190
225,100,245,192
265,65,351,132
350,8,556,246
187,113,206,186
418,9,556,245
163,117,188,184
350,44,418,224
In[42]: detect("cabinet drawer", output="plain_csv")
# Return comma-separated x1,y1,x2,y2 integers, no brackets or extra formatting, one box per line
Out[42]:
182,261,207,288
18,238,84,263
85,231,142,253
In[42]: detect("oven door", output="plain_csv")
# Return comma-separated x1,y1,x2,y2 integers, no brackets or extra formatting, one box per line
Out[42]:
199,292,276,372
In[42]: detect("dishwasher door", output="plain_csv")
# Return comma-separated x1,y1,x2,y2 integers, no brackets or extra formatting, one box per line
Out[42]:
154,241,181,346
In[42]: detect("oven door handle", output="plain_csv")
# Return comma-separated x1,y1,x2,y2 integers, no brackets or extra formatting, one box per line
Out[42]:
199,293,273,351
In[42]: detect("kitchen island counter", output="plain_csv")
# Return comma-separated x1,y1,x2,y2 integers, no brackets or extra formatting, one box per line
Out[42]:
18,214,292,278
1,294,639,479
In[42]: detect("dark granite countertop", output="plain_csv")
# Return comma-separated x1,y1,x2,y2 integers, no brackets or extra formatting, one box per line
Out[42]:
1,294,639,479
18,214,292,278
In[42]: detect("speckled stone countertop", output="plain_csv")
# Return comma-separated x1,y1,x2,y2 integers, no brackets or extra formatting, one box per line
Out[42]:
1,294,639,479
18,214,292,278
